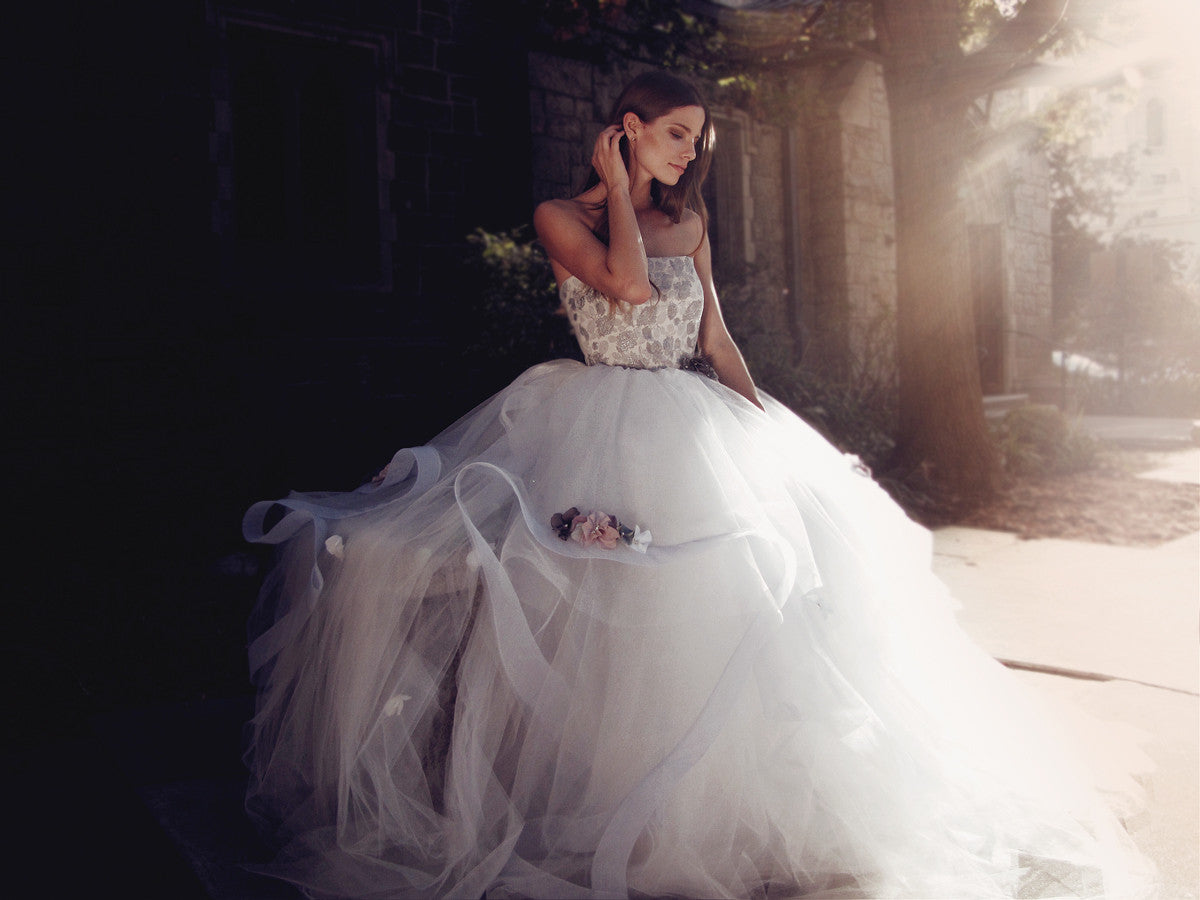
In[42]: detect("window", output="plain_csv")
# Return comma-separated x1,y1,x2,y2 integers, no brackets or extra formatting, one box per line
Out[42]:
970,224,1005,395
216,17,392,290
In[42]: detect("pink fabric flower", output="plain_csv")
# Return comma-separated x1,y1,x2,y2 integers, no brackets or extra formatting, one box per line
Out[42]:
571,511,620,549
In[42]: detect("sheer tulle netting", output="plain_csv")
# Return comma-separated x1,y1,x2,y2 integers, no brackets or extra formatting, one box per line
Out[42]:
243,258,1154,899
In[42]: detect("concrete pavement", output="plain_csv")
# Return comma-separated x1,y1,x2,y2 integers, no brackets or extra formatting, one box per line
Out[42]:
1082,415,1199,450
933,444,1199,897
1137,446,1200,486
935,527,1198,693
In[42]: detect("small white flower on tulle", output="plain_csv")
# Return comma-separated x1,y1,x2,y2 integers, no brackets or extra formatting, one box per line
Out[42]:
465,549,480,569
628,525,652,553
845,454,872,478
413,547,432,567
324,535,345,559
383,693,412,716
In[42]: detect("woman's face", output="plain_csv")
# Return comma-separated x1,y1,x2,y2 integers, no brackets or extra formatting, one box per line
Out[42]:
625,105,705,187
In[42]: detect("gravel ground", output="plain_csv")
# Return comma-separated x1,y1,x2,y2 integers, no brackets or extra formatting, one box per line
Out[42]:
955,449,1200,546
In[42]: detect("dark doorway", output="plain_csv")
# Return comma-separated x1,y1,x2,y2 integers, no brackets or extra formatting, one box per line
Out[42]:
970,224,1005,395
228,26,381,289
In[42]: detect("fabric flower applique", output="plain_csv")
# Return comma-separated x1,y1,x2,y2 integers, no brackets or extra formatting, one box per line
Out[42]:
680,352,719,381
324,534,346,559
624,524,652,553
550,507,580,541
382,693,411,717
550,507,651,552
573,511,621,549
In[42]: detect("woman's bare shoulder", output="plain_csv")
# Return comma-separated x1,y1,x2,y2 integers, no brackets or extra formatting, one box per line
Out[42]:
535,196,576,216
534,197,596,237
679,209,706,254
537,191,603,220
534,197,603,283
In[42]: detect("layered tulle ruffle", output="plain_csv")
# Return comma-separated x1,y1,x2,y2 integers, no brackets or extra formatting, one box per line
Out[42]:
244,359,1151,899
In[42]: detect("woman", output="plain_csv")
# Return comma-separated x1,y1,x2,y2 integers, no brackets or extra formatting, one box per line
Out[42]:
243,72,1151,898
533,75,760,411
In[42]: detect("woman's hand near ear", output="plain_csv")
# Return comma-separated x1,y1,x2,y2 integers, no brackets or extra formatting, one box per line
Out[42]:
591,125,630,195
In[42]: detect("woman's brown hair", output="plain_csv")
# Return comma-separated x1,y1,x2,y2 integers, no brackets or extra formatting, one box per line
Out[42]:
583,71,714,249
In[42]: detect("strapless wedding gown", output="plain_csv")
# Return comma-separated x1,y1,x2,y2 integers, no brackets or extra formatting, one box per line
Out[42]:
243,256,1151,898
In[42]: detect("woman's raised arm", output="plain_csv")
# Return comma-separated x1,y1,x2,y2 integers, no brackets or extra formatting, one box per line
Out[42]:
534,126,652,304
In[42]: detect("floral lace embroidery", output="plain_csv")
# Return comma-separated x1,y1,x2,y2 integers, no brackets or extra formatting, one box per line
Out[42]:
560,256,706,371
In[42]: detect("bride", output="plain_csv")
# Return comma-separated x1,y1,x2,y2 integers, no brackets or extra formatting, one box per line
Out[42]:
242,71,1151,898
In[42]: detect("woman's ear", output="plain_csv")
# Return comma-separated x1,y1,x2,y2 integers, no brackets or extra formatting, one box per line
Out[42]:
622,113,642,142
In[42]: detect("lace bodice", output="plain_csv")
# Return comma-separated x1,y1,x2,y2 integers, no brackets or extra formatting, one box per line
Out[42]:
560,256,704,370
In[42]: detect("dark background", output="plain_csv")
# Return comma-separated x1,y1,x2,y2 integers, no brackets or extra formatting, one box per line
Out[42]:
4,0,541,744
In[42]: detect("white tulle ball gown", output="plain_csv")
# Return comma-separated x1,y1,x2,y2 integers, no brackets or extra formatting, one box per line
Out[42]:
242,256,1152,898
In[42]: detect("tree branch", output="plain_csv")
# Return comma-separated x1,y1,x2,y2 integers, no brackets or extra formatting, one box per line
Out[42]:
951,0,1072,99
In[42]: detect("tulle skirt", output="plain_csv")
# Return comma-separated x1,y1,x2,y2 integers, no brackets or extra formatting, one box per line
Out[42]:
243,359,1153,898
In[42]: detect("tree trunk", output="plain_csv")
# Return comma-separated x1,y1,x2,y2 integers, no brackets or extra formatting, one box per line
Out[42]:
875,0,1000,503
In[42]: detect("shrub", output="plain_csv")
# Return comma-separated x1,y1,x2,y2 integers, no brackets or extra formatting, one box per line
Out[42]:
462,227,581,373
718,268,897,472
782,374,899,469
994,404,1097,476
1063,367,1200,417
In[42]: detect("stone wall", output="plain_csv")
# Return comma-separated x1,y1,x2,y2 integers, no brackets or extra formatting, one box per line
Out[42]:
203,0,535,467
743,119,789,299
964,140,1054,395
1004,151,1054,394
206,0,531,307
793,59,897,385
10,0,539,582
528,52,611,204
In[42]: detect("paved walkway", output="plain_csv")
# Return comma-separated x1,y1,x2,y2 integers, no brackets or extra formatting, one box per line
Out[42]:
1138,446,1200,485
933,444,1199,898
1082,415,1199,450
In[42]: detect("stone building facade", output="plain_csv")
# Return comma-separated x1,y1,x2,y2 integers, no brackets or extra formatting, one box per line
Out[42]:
965,127,1056,398
1000,151,1056,397
10,0,543,577
788,59,897,385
